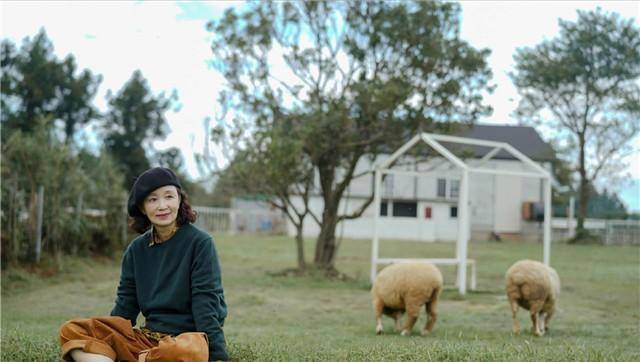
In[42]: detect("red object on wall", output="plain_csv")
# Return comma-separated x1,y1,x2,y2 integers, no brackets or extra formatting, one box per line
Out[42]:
424,207,432,219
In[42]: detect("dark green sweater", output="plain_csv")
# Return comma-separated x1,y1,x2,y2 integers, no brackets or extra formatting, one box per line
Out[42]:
111,223,229,361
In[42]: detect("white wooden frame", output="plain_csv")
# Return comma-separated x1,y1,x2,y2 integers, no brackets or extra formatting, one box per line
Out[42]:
371,133,553,295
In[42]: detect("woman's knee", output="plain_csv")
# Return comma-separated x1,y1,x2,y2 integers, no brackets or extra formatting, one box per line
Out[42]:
59,319,91,340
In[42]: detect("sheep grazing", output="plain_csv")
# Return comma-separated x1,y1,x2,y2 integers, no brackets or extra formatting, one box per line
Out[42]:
505,259,561,336
371,262,443,336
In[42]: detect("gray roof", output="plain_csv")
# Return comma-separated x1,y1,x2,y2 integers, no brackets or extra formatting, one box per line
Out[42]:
450,124,555,162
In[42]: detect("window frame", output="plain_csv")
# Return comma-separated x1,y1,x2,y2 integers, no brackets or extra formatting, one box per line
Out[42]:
392,201,418,218
450,206,458,218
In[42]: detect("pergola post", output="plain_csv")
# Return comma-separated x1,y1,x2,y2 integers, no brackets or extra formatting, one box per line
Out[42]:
370,169,382,283
456,169,470,295
369,132,555,294
543,177,552,265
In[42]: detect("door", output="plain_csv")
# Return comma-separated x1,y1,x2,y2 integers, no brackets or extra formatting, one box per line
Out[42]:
494,175,521,233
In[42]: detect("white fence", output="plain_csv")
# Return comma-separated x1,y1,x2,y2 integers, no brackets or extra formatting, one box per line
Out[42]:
193,206,287,235
550,218,639,245
603,220,640,245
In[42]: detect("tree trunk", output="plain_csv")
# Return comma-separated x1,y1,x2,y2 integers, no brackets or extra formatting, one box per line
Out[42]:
294,223,306,270
577,133,589,235
314,203,339,270
577,177,591,239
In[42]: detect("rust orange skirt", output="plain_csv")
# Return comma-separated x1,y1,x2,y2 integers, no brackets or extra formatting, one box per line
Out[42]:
59,316,208,362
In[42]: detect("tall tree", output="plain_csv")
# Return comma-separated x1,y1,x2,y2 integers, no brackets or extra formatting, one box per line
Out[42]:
208,1,492,271
1,29,101,143
56,56,102,143
1,30,64,137
511,9,640,239
582,186,628,220
154,147,185,173
103,70,175,187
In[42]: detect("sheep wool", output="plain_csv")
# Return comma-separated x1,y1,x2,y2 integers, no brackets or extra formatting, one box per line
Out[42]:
371,262,443,336
505,259,561,336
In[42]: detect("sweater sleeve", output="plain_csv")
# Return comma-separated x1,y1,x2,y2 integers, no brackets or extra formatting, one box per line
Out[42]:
191,236,229,361
110,244,140,326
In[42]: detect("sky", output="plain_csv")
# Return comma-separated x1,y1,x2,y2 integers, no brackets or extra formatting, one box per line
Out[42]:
1,0,639,210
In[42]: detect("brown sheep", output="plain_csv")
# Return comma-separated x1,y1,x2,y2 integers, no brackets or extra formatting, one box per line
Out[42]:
371,262,443,336
505,259,561,336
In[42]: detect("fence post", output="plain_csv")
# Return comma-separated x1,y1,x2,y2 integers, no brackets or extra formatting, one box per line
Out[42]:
35,185,44,263
229,209,236,235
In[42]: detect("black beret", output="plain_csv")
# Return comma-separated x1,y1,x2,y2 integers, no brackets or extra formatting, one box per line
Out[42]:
127,167,182,217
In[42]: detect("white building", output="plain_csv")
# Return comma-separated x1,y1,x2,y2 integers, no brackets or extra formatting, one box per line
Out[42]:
287,124,555,242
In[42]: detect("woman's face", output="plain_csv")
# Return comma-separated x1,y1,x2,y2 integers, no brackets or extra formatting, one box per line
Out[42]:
141,185,180,227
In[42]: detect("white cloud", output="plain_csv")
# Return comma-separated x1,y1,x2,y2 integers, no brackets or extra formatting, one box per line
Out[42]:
2,0,229,179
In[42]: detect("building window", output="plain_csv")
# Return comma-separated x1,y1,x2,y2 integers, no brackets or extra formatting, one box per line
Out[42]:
383,175,394,197
393,201,417,217
424,206,432,219
437,178,446,198
380,201,388,216
437,178,460,199
450,180,460,199
450,206,458,218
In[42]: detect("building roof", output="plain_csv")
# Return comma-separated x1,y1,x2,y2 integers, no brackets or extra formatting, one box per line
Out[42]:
451,124,555,162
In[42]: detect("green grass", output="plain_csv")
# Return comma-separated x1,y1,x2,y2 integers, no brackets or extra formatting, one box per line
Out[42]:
2,235,639,361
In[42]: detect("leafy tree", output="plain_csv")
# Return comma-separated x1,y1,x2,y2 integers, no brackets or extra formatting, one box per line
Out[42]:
154,147,185,173
208,163,241,208
1,30,63,137
75,149,129,255
511,9,640,239
103,70,176,187
56,56,102,143
207,1,492,271
1,119,126,266
585,188,628,219
1,29,101,143
220,121,315,270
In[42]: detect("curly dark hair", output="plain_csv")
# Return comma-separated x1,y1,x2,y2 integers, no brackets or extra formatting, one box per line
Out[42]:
128,188,198,234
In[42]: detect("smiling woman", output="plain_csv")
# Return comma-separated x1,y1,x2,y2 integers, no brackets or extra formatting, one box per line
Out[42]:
127,169,197,241
57,167,229,362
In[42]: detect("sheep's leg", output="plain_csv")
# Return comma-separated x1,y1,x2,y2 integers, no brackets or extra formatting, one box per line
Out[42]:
422,298,438,335
400,301,420,336
538,312,547,334
509,299,520,334
529,301,545,336
544,309,554,331
373,297,385,335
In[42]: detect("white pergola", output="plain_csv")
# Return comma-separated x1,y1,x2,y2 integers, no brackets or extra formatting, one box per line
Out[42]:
371,132,553,295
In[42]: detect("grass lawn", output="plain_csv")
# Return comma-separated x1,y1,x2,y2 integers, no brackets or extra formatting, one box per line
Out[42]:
2,234,639,361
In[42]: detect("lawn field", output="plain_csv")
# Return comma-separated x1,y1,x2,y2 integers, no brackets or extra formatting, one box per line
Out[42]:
2,234,639,361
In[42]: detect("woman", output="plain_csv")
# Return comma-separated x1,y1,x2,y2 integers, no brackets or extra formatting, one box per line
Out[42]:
59,167,229,361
